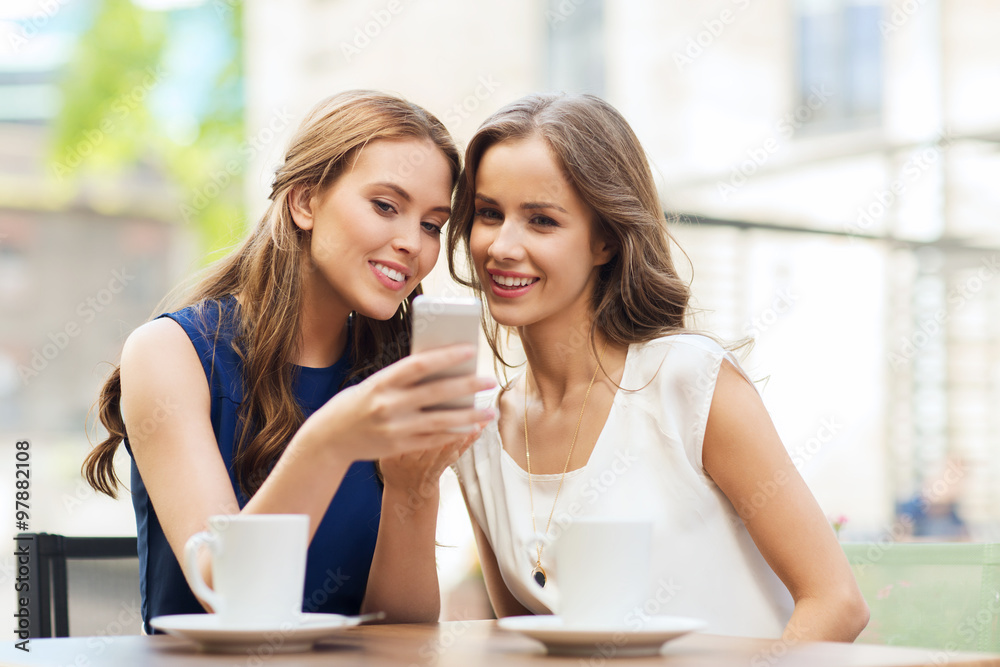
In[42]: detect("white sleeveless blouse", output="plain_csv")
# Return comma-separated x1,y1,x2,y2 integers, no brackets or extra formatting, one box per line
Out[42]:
454,334,794,638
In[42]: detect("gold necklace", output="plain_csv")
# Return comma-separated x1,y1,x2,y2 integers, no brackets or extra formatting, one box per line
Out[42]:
524,341,609,588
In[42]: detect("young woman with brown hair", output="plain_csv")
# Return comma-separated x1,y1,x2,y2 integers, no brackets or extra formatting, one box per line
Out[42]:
83,90,496,632
448,93,868,641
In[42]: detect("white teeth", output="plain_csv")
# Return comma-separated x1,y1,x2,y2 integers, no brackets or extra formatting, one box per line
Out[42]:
493,275,536,288
374,262,404,282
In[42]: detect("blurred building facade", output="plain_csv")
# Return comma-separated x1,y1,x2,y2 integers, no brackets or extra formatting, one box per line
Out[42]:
0,5,191,435
2,0,998,636
623,0,1000,538
241,0,1000,539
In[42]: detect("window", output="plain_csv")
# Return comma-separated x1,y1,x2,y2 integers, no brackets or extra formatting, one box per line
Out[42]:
795,0,883,130
546,0,605,96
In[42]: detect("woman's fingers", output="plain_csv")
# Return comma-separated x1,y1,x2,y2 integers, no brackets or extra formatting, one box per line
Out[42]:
431,436,475,471
372,347,496,403
375,344,477,387
393,431,474,457
383,431,472,473
308,347,495,461
431,430,478,464
381,410,492,449
405,374,496,411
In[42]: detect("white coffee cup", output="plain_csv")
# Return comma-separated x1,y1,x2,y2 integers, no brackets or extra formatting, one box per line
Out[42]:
184,514,309,627
549,519,652,628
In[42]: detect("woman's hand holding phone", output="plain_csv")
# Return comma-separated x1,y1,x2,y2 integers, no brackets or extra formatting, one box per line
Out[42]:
296,342,494,463
378,432,475,504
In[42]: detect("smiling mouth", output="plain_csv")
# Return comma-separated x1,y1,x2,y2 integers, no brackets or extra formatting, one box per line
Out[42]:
372,262,406,283
490,274,539,289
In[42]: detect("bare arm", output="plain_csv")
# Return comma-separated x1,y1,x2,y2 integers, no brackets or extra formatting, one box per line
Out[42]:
459,486,532,618
361,438,475,622
702,360,869,642
120,319,354,608
121,318,495,610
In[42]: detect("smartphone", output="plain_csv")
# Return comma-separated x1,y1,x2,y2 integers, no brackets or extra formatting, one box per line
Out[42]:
410,295,482,410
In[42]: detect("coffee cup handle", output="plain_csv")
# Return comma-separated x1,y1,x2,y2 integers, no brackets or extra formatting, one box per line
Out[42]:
184,531,223,614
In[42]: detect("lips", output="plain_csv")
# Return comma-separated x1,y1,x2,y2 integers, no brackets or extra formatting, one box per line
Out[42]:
369,261,410,291
486,269,539,298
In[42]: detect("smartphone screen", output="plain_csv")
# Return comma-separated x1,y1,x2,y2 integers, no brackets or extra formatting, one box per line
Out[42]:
410,296,481,410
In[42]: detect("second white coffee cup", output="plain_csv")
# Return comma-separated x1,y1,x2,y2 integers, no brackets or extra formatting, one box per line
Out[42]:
552,519,652,628
184,514,309,627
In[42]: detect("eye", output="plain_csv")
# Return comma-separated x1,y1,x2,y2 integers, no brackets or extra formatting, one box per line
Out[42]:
421,221,443,236
529,214,558,227
373,200,396,215
474,208,502,222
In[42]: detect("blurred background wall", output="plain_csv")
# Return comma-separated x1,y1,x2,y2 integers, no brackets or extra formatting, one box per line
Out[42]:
2,0,999,636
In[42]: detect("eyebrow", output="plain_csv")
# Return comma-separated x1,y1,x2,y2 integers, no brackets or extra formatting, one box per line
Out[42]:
475,193,567,214
375,181,451,215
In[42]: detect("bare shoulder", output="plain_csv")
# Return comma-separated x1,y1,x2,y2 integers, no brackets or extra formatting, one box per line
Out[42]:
718,356,759,395
703,357,785,480
707,358,771,440
122,317,191,356
120,317,208,404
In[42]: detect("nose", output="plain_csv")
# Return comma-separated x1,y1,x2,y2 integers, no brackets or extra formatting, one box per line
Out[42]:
392,218,423,255
487,219,525,262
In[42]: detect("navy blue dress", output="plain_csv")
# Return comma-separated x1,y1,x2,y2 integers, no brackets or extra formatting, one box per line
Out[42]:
124,297,382,633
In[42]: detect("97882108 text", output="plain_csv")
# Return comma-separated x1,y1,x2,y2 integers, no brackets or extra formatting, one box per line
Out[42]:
13,439,31,652
14,440,30,530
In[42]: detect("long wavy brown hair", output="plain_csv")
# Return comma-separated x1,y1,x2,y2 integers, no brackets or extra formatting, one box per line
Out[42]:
446,93,692,373
84,90,460,499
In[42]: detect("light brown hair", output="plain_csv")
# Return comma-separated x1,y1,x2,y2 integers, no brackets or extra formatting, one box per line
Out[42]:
84,90,460,498
446,93,691,371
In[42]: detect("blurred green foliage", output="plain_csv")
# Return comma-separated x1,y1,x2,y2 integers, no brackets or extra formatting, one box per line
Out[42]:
50,0,246,258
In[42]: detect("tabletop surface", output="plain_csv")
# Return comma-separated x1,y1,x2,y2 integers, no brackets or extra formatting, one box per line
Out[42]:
3,620,1000,667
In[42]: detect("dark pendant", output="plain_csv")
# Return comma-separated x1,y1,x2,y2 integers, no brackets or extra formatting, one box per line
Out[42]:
531,565,547,588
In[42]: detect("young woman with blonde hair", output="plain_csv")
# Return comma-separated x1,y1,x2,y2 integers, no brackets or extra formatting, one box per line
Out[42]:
448,93,868,641
84,90,496,632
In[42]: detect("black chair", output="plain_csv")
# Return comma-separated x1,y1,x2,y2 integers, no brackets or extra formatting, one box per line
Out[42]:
17,532,140,638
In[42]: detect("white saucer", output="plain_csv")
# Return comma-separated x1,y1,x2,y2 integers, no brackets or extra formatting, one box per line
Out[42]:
498,615,706,657
150,613,360,653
